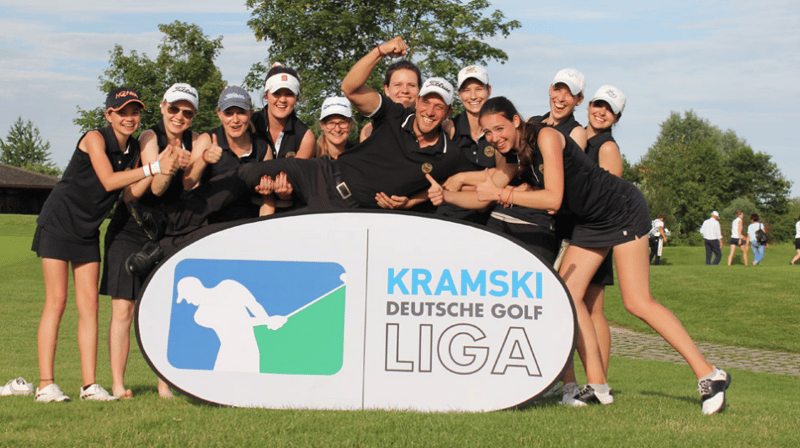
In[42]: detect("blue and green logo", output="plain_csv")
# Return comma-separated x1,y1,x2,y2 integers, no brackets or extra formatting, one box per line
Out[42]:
166,259,346,375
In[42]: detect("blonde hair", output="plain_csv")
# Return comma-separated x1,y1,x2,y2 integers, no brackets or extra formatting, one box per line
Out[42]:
315,117,357,159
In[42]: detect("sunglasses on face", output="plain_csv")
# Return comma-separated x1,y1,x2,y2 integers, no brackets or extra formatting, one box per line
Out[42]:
168,105,196,119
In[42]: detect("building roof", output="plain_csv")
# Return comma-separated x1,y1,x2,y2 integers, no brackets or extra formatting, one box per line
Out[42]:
0,163,60,189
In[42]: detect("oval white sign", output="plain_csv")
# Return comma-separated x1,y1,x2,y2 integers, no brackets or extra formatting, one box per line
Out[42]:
136,211,576,412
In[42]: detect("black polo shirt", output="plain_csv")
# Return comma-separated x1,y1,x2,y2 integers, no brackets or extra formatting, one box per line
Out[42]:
451,111,496,169
37,126,139,243
335,94,471,208
250,109,311,159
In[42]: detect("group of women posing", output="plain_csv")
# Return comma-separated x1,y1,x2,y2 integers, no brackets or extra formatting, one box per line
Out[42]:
31,54,730,414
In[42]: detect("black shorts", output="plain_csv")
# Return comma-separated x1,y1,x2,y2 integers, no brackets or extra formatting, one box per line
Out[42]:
730,238,743,246
570,184,651,248
591,250,614,286
795,238,800,250
100,221,147,299
31,224,100,263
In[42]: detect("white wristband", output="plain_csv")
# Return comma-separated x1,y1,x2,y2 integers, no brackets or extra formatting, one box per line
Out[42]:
150,161,162,175
143,164,152,178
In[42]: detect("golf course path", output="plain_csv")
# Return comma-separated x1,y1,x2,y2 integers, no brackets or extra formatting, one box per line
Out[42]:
610,326,799,376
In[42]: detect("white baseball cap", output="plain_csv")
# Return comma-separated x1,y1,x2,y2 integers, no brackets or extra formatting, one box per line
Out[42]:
418,77,455,106
264,72,300,96
320,97,352,120
457,65,489,90
590,85,626,114
552,68,585,95
712,211,719,217
163,83,199,110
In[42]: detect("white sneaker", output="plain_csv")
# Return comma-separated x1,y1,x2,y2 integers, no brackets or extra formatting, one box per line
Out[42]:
559,382,585,406
699,367,731,415
0,377,34,396
80,384,119,401
573,384,614,405
35,384,70,402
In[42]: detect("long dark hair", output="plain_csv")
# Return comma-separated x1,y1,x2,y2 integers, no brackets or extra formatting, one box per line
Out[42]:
479,96,545,177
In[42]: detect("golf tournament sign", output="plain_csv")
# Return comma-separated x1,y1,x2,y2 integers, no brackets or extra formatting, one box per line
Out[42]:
136,211,576,411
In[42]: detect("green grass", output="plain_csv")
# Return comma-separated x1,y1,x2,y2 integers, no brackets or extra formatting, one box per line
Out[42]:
605,244,800,353
1,214,798,447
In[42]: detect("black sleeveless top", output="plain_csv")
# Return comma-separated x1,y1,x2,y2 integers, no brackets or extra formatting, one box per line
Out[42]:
138,119,194,208
250,109,311,159
584,129,615,165
528,112,582,139
37,127,139,243
202,126,271,222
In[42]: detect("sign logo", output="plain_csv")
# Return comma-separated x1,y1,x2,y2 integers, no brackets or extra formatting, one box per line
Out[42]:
166,259,346,375
421,162,433,174
137,212,575,411
484,145,495,157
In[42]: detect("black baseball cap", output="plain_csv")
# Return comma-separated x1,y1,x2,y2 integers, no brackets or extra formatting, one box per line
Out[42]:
106,86,145,111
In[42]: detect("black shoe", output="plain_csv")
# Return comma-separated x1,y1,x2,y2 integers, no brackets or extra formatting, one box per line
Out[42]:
125,241,164,277
127,201,167,241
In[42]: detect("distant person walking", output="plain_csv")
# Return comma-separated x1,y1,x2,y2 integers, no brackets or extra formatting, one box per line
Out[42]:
745,214,767,266
700,211,723,265
728,210,748,266
792,215,800,265
649,214,667,265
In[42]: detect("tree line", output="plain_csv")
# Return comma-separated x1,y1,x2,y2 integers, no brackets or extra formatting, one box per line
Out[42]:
1,2,794,242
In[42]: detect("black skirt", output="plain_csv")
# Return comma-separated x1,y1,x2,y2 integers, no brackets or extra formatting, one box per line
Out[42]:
32,224,100,263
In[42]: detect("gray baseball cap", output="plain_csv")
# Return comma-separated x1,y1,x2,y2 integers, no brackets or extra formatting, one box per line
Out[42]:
217,86,252,111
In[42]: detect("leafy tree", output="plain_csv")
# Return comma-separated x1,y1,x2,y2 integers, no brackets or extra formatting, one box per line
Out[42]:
74,21,226,135
243,0,520,126
636,110,792,243
724,144,791,214
0,117,61,176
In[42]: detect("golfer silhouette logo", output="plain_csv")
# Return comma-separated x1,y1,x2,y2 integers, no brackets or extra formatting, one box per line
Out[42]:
166,259,347,376
176,277,288,373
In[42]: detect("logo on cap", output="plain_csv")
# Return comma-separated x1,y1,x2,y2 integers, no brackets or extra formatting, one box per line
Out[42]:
116,90,138,99
174,86,198,98
426,80,452,94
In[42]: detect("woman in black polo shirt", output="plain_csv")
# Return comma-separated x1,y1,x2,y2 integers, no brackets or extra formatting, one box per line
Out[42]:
32,87,180,402
103,83,198,399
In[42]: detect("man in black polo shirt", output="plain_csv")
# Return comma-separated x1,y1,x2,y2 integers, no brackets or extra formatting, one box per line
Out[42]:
126,36,471,275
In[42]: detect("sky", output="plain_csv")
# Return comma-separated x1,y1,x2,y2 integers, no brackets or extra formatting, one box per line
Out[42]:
1,0,798,198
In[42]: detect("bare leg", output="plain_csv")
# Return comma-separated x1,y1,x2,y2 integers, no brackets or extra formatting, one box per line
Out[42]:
109,298,135,398
741,244,749,266
73,262,100,387
727,245,735,265
559,245,608,384
584,284,610,376
613,237,713,379
158,378,174,399
38,258,70,389
791,249,800,265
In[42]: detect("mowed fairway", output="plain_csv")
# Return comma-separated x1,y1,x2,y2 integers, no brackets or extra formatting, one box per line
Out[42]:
1,214,798,447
